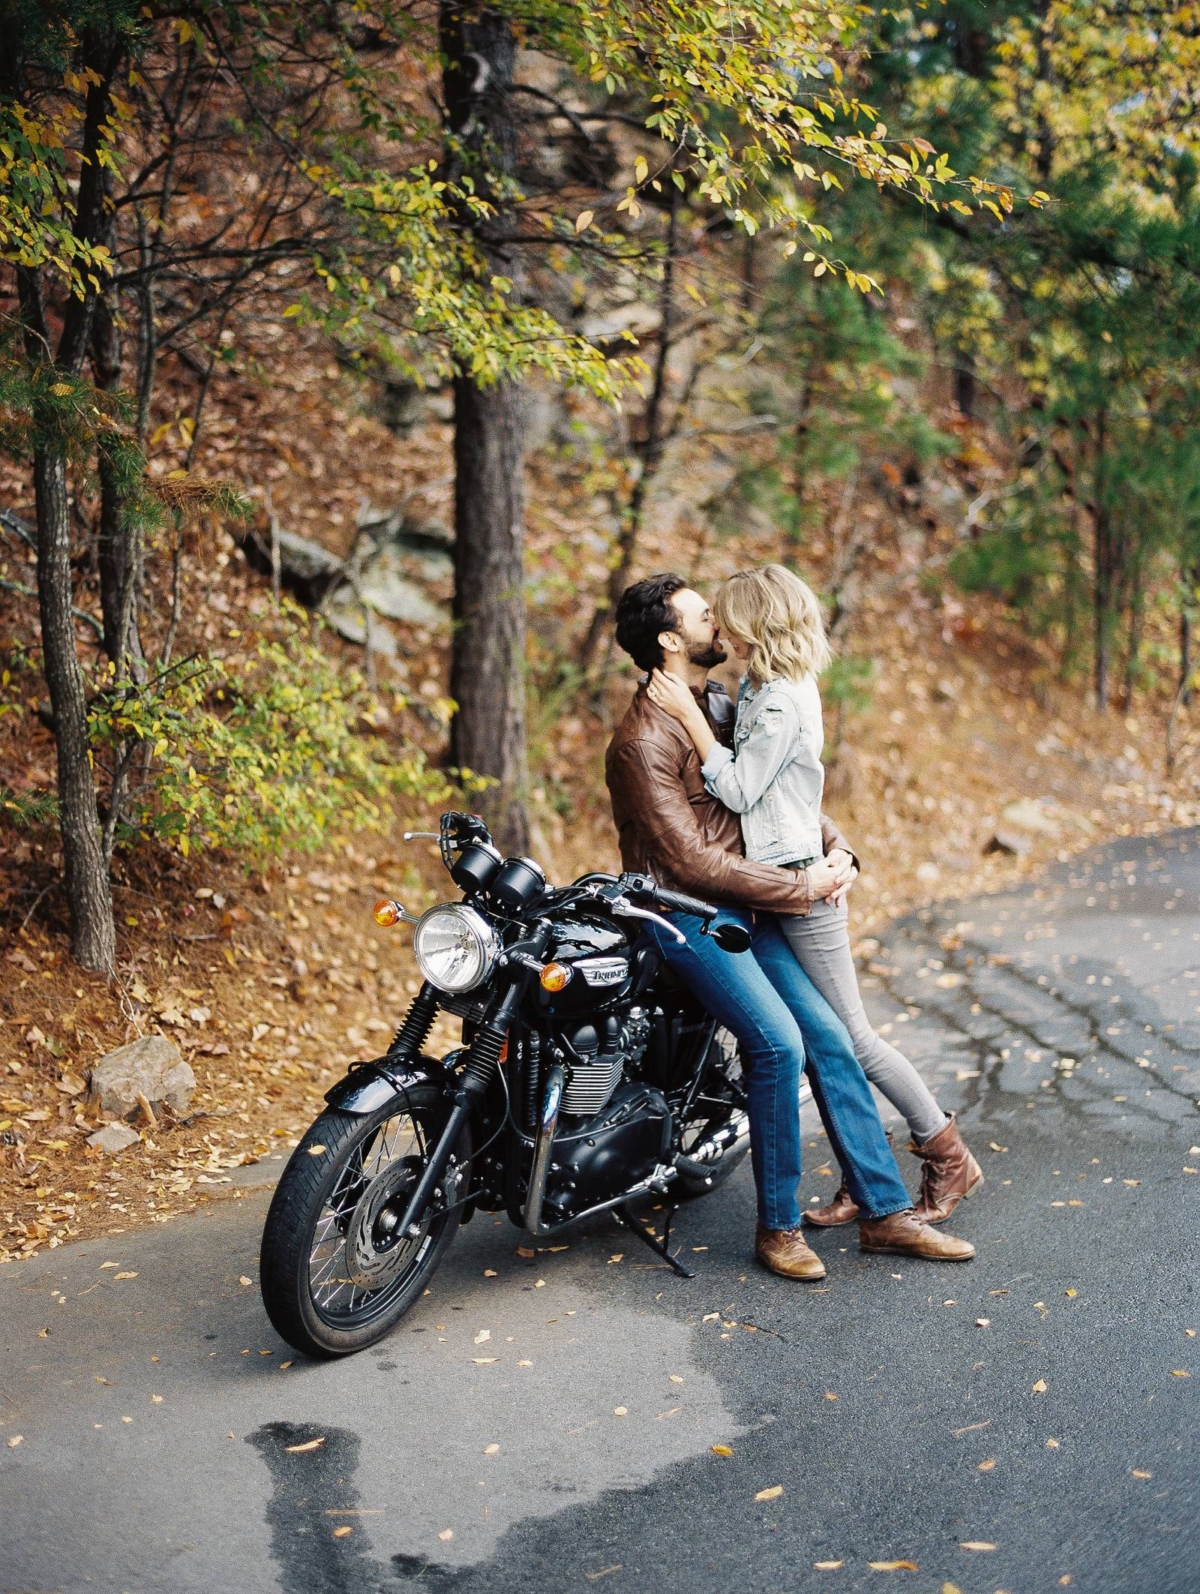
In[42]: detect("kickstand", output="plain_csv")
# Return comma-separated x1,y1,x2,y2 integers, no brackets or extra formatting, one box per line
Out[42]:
615,1204,695,1278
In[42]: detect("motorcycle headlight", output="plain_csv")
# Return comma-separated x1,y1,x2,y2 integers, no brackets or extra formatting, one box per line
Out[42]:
412,903,500,994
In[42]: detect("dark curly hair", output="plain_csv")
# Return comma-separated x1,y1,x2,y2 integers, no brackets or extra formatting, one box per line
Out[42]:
614,573,688,673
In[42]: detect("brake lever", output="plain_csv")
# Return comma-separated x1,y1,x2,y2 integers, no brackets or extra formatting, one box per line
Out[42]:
610,896,687,945
403,831,440,842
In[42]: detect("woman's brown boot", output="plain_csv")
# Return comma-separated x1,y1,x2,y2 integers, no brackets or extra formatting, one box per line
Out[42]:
909,1114,983,1224
803,1181,860,1227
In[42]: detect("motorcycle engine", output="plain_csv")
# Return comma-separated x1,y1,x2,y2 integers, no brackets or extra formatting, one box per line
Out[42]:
543,1081,671,1219
559,1007,650,1117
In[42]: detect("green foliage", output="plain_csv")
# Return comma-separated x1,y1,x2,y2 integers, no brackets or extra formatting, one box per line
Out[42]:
89,608,452,862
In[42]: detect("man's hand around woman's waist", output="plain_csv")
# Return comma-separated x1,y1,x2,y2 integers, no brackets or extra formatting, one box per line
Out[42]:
806,849,856,907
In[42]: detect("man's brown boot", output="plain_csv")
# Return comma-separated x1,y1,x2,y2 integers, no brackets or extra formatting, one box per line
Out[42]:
909,1114,983,1224
755,1223,828,1279
859,1210,975,1261
802,1181,860,1227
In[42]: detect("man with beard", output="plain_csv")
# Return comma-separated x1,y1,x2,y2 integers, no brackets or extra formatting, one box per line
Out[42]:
604,573,973,1276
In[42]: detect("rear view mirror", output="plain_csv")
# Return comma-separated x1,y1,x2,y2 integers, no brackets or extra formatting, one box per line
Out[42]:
710,922,751,954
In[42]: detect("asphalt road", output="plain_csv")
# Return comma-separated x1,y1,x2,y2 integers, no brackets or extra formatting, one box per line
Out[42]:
3,829,1197,1594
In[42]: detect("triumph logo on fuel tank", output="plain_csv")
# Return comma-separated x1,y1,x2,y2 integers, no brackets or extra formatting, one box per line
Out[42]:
578,958,628,986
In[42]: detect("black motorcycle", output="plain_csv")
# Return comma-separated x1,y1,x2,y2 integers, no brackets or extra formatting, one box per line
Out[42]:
259,810,753,1358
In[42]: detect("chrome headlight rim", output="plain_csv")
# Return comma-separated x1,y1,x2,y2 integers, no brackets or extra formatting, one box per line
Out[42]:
412,902,500,994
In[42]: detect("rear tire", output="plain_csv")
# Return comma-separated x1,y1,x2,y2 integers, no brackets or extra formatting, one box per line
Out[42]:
260,1085,468,1358
675,1028,750,1198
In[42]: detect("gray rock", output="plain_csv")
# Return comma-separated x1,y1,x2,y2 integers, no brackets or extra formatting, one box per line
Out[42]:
985,828,1034,857
87,1122,141,1155
88,1035,195,1120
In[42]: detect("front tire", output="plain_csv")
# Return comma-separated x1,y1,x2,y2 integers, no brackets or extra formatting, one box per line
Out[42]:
260,1085,469,1358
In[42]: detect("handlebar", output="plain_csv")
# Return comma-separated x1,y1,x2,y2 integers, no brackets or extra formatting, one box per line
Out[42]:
648,885,719,921
618,873,718,922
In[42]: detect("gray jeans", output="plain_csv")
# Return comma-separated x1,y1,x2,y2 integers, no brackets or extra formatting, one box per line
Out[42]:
779,898,948,1145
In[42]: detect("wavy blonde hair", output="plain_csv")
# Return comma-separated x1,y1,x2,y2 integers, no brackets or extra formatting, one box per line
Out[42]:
714,564,832,685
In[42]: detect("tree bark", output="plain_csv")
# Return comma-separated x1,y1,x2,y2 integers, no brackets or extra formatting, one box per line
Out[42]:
31,435,117,973
441,4,529,853
449,377,529,853
1181,562,1197,708
11,26,124,971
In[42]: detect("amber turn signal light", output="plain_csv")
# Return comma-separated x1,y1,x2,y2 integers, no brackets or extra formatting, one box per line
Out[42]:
539,961,571,992
373,899,402,927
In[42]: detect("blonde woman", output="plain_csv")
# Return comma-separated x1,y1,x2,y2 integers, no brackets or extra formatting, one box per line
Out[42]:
646,564,982,1225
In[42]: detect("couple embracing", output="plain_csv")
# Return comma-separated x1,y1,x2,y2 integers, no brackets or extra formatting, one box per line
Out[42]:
605,569,982,1278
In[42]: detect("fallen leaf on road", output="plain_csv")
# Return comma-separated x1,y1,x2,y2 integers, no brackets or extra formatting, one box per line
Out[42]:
474,1329,491,1345
977,1459,995,1472
583,1567,622,1582
613,1407,628,1417
471,1357,498,1365
712,1444,733,1457
516,1246,535,1258
607,1254,624,1265
239,1276,252,1286
702,1312,720,1323
989,1142,1007,1153
824,1392,838,1401
285,1437,325,1453
483,1269,498,1278
959,1541,997,1551
94,1376,113,1386
151,1395,163,1404
867,1560,917,1571
1046,1438,1060,1449
1170,1369,1190,1377
755,1485,783,1502
517,1360,532,1367
333,1526,352,1539
941,1585,962,1594
438,1529,453,1542
120,1416,132,1424
37,1328,48,1338
951,1420,991,1437
1131,1469,1152,1479
6,1435,23,1448
654,1408,681,1420
669,1374,684,1384
534,1279,545,1289
975,1319,991,1328
483,1443,500,1455
1032,1379,1048,1394
279,1361,293,1370
1065,1288,1077,1297
814,1561,844,1570
114,1272,138,1280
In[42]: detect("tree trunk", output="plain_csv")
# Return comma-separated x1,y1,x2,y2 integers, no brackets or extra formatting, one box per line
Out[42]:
448,378,529,853
440,3,529,853
1090,413,1114,711
32,443,117,972
1181,561,1197,708
1121,560,1145,713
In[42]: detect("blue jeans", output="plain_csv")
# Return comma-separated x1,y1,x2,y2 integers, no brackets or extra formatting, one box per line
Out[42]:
648,909,912,1228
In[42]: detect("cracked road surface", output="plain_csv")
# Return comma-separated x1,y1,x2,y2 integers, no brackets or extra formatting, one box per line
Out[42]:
2,830,1197,1594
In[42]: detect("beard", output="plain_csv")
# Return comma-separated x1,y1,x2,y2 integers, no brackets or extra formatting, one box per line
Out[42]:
687,636,727,669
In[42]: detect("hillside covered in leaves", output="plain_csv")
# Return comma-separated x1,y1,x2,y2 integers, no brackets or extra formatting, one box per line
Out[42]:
2,0,1200,1259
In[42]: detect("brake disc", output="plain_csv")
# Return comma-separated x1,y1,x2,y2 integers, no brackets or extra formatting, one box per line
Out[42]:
343,1153,464,1289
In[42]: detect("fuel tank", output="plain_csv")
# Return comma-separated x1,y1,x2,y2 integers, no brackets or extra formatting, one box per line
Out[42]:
536,912,632,1016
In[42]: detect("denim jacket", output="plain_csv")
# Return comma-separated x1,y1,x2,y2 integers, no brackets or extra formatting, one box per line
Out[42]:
699,674,825,867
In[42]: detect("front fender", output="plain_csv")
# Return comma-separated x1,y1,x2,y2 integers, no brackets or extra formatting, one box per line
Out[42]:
323,1055,449,1116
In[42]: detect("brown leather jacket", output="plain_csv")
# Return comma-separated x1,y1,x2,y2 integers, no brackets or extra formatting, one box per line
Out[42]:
605,678,856,916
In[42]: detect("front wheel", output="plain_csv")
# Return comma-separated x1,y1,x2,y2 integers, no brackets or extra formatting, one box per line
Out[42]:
259,1084,469,1358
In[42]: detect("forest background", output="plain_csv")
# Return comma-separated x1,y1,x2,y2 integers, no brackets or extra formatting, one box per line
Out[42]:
2,0,1199,1260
